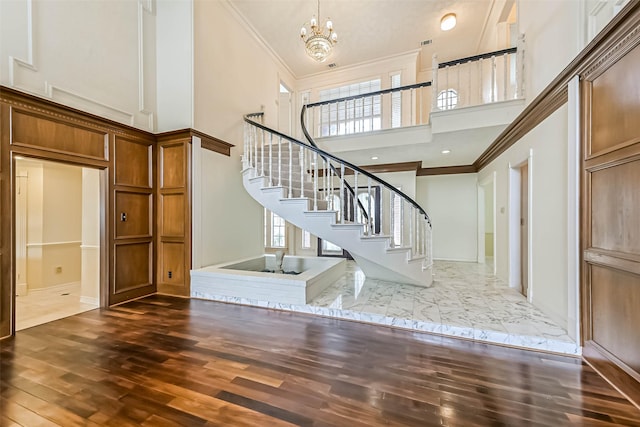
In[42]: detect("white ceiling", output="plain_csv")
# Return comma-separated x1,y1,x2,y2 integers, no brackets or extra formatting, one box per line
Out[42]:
228,0,497,79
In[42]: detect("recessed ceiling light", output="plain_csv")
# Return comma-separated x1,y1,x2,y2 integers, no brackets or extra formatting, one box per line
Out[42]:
441,149,451,154
371,156,379,160
440,13,457,31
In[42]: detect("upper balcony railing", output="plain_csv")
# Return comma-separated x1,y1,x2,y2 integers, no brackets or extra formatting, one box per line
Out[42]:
432,37,524,112
303,37,525,140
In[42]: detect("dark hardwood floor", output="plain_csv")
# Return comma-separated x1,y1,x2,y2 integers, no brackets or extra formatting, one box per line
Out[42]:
1,295,639,426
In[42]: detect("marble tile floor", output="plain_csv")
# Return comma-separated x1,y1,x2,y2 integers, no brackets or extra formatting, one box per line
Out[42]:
15,282,98,331
193,260,581,356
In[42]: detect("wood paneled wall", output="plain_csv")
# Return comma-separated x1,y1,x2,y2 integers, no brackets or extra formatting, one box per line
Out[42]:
581,43,640,407
110,135,156,305
156,131,192,297
0,87,232,337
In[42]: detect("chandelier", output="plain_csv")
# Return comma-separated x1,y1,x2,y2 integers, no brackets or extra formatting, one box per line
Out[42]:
300,0,338,62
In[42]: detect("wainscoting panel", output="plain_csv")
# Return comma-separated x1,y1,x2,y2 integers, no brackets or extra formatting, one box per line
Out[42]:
114,191,152,239
160,193,185,237
581,40,640,406
160,143,186,188
590,45,640,156
114,242,152,295
161,242,185,287
156,132,191,297
591,265,640,375
114,136,152,188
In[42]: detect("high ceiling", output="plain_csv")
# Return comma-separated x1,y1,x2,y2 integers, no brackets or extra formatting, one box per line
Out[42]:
228,0,498,79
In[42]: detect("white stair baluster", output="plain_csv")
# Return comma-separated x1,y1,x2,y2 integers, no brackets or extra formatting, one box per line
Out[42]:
278,136,282,186
389,190,395,248
367,177,372,236
313,152,318,210
354,171,359,225
300,148,304,198
260,129,265,176
340,164,345,224
268,133,273,184
254,127,259,176
243,122,247,166
288,140,293,198
322,156,327,208
409,204,414,257
329,162,334,211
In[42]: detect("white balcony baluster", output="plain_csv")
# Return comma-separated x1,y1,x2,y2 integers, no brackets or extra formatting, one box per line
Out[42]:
288,141,293,198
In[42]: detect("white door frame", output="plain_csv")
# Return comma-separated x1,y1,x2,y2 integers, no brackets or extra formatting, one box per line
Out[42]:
508,150,533,302
477,172,496,275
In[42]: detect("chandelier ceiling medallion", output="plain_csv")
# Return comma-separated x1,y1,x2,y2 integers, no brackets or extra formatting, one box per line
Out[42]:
300,0,338,62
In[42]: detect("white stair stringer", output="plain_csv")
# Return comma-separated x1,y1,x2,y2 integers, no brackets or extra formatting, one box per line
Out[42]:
243,168,433,287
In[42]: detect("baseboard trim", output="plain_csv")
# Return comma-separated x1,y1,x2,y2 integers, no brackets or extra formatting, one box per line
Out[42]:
80,296,99,305
583,341,640,410
433,257,478,263
28,281,80,295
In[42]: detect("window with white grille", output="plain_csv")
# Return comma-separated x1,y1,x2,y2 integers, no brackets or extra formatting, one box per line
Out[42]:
271,212,286,247
302,230,312,248
436,89,458,110
265,209,287,248
318,79,382,137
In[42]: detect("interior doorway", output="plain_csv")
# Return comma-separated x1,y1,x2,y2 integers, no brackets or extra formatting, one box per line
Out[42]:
508,153,531,300
477,173,496,274
14,157,102,330
520,163,529,297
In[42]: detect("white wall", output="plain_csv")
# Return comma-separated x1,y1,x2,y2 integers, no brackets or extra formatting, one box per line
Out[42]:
519,0,583,104
191,1,295,267
156,0,193,131
416,174,478,262
0,0,157,130
19,160,83,290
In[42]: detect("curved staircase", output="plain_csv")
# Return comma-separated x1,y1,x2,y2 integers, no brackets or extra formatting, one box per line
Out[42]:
242,113,433,287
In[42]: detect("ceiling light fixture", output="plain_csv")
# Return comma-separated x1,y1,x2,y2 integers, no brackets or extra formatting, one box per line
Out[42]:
371,156,379,160
440,13,457,31
441,149,451,154
300,0,338,62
